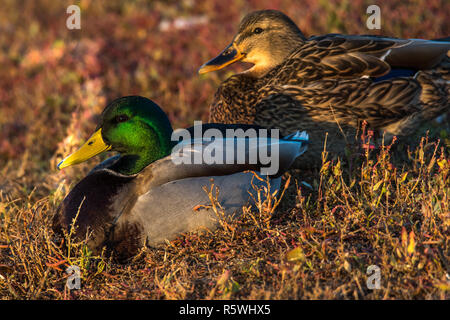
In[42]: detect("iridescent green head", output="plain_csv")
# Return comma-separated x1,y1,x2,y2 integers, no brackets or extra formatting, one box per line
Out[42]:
57,96,174,175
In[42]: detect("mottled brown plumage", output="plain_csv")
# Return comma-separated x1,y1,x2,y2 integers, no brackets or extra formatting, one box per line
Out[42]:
200,10,450,167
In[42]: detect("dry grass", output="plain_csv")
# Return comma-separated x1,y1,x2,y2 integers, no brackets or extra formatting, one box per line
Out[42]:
0,0,449,299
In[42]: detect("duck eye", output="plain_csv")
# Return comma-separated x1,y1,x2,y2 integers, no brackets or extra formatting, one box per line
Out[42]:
115,114,129,123
253,27,263,34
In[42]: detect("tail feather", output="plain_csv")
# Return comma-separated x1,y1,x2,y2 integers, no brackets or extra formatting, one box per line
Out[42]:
416,66,449,121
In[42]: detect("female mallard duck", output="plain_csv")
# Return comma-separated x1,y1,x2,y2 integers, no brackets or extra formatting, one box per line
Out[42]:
199,9,449,166
52,96,308,261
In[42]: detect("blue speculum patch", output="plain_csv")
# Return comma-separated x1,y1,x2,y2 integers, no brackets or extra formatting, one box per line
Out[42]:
373,68,417,82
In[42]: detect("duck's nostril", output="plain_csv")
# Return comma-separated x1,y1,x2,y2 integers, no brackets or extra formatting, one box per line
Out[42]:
88,141,94,146
224,46,237,55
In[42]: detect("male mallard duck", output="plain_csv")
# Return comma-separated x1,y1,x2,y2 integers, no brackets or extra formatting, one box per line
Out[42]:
199,9,449,167
52,96,309,261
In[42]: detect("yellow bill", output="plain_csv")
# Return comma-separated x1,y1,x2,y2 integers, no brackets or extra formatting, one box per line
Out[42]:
198,42,245,74
57,128,111,170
